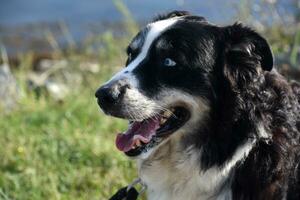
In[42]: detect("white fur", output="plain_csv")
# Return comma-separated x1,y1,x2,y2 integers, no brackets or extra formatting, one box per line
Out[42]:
122,88,158,121
258,124,270,139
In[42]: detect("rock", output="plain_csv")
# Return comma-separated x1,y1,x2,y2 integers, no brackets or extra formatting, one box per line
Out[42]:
45,80,69,101
28,58,78,101
79,61,100,73
34,59,68,72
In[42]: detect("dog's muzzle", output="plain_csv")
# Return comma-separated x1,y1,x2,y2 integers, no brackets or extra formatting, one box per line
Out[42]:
95,78,131,115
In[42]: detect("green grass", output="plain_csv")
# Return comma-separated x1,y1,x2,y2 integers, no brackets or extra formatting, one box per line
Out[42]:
0,88,137,200
0,49,140,200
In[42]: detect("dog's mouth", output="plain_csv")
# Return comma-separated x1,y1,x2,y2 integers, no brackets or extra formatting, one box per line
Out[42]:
115,106,190,157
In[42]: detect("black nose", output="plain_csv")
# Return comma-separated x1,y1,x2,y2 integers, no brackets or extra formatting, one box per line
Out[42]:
95,86,118,104
95,82,129,110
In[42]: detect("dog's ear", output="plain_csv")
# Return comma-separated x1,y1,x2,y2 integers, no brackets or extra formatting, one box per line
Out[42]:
222,23,273,81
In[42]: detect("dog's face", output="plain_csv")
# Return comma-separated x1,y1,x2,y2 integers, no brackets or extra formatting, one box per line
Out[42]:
95,11,273,159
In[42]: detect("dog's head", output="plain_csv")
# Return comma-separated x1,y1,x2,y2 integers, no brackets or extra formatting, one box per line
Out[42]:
95,11,273,159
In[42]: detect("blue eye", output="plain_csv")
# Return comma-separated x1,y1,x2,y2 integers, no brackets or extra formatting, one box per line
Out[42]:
164,58,176,67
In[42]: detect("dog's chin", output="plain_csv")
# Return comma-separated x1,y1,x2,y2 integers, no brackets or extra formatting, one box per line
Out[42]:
114,106,191,159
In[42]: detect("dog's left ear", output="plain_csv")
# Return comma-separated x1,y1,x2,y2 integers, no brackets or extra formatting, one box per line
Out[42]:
223,23,273,72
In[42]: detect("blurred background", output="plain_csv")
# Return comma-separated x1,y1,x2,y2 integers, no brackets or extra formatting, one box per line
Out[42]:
0,0,299,199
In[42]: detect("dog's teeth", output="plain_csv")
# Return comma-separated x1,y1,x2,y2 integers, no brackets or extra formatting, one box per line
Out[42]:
136,140,141,147
160,118,167,125
162,110,172,118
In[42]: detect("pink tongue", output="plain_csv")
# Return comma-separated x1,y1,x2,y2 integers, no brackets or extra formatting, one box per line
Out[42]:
115,118,160,152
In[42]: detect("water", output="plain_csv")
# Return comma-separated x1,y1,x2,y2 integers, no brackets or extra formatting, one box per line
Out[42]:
0,0,237,26
0,0,296,55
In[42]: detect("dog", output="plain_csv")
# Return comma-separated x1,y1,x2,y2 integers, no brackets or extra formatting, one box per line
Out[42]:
95,11,300,200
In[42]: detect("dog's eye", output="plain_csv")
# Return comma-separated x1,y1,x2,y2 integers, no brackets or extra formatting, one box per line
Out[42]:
164,58,176,67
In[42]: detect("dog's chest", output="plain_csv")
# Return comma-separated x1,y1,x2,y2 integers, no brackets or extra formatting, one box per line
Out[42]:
137,146,231,200
138,159,203,200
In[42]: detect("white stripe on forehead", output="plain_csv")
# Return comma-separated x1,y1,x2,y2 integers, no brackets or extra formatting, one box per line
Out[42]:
105,17,180,86
128,17,180,70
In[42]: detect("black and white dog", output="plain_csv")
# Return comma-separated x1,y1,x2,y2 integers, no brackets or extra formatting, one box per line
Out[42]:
95,11,300,200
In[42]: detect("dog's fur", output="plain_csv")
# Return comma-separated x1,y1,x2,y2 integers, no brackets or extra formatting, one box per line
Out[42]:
96,11,300,200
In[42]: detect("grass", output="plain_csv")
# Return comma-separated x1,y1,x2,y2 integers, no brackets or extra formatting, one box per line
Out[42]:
0,84,137,200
